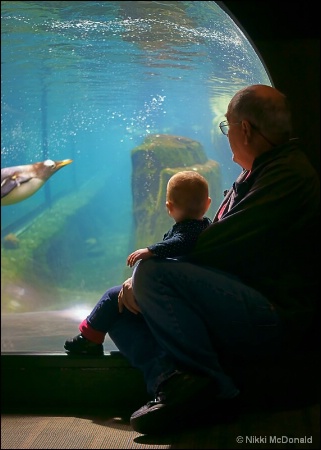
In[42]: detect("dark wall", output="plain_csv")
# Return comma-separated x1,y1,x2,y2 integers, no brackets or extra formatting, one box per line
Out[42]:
221,1,320,175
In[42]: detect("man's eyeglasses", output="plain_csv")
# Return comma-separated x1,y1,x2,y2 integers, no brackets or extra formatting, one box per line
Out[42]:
219,120,240,136
219,120,276,147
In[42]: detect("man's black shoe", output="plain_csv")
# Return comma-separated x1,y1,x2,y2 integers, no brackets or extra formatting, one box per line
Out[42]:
64,333,104,355
130,371,216,434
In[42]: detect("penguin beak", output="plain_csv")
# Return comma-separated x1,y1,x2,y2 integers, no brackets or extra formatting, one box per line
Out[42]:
55,159,73,169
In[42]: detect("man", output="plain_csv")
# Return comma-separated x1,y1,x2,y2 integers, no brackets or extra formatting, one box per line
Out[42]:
120,85,319,434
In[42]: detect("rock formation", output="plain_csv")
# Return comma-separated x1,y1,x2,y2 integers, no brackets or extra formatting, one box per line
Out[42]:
131,134,221,248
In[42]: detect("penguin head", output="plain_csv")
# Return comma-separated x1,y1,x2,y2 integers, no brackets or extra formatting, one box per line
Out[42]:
37,159,73,179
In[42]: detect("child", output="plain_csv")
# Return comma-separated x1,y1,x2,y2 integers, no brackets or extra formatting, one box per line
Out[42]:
64,170,212,355
127,170,212,267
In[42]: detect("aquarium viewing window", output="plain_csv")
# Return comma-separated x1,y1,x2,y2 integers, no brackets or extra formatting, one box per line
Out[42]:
1,1,272,354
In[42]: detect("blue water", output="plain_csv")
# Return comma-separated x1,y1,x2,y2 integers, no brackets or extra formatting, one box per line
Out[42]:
1,1,271,351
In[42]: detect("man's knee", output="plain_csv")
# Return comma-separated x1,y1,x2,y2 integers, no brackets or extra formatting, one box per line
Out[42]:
133,259,158,288
133,259,176,305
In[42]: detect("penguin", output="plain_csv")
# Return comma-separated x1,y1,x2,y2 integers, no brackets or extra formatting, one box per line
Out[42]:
1,159,73,206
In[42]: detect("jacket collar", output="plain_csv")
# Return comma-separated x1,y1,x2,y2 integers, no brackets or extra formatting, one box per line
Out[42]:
252,139,299,170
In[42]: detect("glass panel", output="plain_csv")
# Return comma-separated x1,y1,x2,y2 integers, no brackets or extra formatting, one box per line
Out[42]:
1,1,272,353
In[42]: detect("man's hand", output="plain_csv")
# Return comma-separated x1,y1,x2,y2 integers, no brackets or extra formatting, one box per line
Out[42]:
118,277,141,314
127,248,153,267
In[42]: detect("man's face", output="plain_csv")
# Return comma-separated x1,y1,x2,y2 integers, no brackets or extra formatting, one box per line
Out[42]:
225,111,253,170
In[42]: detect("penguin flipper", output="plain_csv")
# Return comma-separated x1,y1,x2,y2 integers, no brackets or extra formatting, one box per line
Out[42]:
1,174,32,198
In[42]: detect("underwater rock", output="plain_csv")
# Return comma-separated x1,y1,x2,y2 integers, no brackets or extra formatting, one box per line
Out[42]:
131,134,221,248
1,177,108,312
3,233,20,249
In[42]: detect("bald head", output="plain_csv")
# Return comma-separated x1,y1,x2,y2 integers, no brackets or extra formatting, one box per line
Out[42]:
244,84,284,100
228,84,292,145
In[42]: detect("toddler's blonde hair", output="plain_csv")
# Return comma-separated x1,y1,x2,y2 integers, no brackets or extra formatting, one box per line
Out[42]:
166,170,210,219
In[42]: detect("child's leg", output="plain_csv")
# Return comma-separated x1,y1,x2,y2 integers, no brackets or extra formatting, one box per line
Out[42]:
64,285,122,354
80,285,122,343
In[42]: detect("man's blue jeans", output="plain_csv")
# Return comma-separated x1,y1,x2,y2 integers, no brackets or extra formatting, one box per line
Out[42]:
86,259,283,398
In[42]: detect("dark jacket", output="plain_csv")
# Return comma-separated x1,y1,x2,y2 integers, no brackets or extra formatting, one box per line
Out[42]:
148,217,212,259
189,141,320,330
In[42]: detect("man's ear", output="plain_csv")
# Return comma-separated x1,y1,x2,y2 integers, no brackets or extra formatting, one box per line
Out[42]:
241,120,253,144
